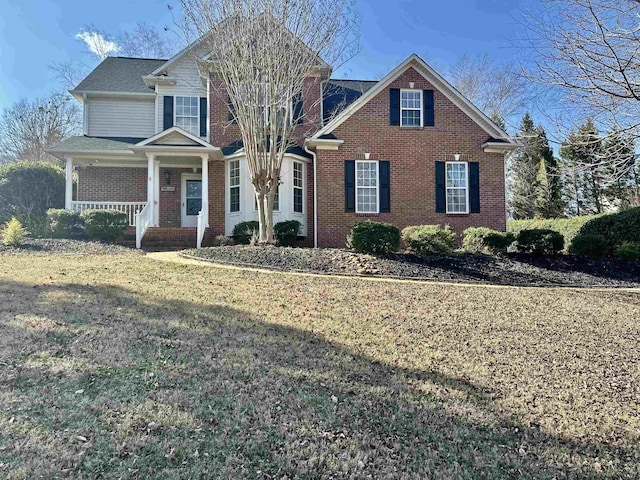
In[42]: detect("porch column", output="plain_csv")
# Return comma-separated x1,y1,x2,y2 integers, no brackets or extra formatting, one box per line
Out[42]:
201,155,209,227
64,157,73,209
154,159,160,227
146,154,156,227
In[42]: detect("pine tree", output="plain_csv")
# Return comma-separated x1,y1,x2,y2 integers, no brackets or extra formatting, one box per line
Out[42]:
560,119,605,214
602,128,638,209
508,113,563,219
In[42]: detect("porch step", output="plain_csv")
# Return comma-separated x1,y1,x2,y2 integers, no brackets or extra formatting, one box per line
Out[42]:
141,227,200,251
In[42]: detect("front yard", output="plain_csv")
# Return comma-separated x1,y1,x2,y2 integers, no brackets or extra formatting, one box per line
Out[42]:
0,250,639,478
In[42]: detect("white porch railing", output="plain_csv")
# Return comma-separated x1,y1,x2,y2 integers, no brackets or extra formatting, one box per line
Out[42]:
135,202,153,249
197,207,208,249
71,201,147,227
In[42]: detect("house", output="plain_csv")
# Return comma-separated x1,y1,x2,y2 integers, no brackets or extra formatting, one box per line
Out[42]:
48,35,518,249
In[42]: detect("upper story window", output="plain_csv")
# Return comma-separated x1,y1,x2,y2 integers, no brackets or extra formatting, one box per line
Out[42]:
229,160,241,213
293,161,304,214
356,160,379,214
401,89,422,127
446,162,469,214
175,96,199,136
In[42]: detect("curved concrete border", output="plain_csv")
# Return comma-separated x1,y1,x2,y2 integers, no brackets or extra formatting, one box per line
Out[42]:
145,251,640,292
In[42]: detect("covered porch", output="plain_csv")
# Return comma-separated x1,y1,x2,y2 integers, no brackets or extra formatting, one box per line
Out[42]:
53,129,223,249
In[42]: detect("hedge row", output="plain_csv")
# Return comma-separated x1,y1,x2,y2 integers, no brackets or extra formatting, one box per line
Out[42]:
508,215,602,252
232,220,302,246
45,208,129,242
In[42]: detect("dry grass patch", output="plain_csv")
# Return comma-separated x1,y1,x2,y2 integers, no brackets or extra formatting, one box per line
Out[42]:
0,252,638,478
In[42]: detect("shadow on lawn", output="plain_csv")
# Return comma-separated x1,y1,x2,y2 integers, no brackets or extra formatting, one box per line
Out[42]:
0,279,634,479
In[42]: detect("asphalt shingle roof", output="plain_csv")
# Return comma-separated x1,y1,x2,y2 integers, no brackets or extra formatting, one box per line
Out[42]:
49,136,145,152
323,79,378,124
73,57,167,94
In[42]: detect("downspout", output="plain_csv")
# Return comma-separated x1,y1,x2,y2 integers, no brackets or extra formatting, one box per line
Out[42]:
304,141,318,248
304,77,330,249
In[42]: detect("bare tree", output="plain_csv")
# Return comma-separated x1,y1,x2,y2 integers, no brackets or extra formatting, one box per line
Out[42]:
448,54,529,129
0,93,82,164
49,61,89,90
181,0,359,243
117,23,179,59
521,0,640,183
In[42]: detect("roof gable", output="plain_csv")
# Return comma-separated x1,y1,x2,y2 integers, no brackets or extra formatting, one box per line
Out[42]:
314,54,514,143
135,127,213,148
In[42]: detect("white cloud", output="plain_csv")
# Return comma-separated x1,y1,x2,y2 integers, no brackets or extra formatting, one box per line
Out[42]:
75,30,120,60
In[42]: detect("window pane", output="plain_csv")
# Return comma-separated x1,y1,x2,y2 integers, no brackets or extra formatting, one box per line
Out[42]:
175,96,199,136
230,187,240,212
445,162,468,213
356,161,378,213
186,198,202,216
186,180,202,198
294,188,303,213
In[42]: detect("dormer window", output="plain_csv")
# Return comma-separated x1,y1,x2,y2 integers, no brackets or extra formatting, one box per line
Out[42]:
175,96,199,136
400,89,422,127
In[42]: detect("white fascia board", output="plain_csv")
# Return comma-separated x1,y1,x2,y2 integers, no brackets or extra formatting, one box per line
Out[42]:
70,90,156,101
143,75,177,88
305,138,344,151
482,142,521,153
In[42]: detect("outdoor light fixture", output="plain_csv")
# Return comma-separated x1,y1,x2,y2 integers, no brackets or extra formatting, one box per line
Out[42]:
454,154,460,161
164,171,171,185
365,152,370,160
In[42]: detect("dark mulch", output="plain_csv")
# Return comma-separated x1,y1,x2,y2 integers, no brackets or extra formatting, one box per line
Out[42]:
184,246,640,288
0,238,139,255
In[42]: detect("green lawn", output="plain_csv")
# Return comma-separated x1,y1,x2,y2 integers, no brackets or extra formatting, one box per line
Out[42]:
0,251,639,479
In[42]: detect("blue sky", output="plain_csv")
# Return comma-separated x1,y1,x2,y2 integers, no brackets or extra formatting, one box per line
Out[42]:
0,0,526,112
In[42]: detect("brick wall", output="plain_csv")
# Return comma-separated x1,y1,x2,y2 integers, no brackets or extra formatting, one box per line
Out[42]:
315,66,507,248
77,167,146,202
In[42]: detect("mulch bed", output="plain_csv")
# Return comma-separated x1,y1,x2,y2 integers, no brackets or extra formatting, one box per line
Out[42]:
0,239,139,255
183,245,640,288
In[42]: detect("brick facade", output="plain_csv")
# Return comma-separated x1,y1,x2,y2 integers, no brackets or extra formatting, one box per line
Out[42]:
77,166,146,203
315,66,507,248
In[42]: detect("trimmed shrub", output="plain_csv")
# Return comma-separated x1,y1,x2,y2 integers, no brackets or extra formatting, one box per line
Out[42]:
508,215,602,252
2,217,28,246
0,162,65,224
462,227,515,255
515,229,564,255
347,221,400,255
578,208,640,254
81,209,128,242
402,225,456,256
232,221,259,245
47,209,85,239
615,242,640,261
18,215,50,239
568,234,608,258
214,235,234,246
274,220,301,247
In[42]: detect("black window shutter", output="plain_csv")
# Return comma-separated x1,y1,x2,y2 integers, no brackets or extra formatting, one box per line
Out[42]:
469,162,480,213
293,93,304,125
390,88,400,126
424,90,435,127
345,160,355,212
228,96,236,123
435,161,446,213
163,96,174,130
199,97,207,137
379,161,390,213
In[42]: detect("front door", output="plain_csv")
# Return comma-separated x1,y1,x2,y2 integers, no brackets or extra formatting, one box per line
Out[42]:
181,174,202,227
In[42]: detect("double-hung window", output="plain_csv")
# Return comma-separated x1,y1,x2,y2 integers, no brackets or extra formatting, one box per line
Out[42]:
229,160,240,213
175,96,199,136
293,161,304,213
356,160,379,214
400,89,422,127
445,162,469,214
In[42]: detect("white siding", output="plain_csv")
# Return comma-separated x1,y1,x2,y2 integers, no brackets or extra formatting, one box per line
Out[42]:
87,98,155,138
155,54,208,137
225,156,307,237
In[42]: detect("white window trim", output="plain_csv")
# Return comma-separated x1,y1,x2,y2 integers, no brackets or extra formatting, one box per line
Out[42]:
175,96,200,137
293,161,304,214
229,159,241,214
445,161,469,215
355,160,380,214
400,89,423,127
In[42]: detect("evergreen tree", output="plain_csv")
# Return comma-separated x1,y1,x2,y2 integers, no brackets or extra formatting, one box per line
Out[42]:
560,119,605,214
533,125,564,218
602,129,638,209
508,113,563,219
